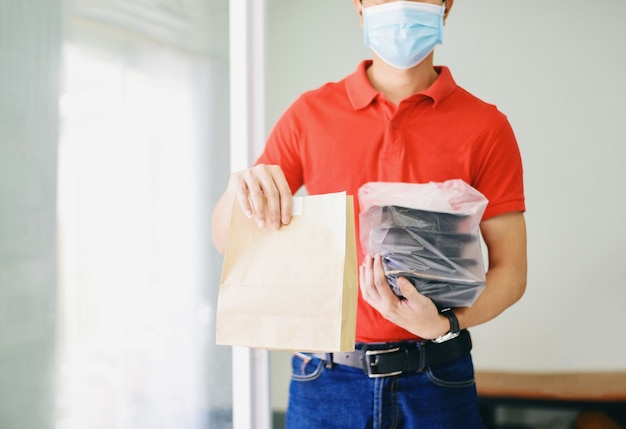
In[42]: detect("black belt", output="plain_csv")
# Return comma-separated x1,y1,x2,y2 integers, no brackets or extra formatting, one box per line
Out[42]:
312,329,472,378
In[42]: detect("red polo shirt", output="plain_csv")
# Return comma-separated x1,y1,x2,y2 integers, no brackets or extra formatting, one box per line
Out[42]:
257,60,525,343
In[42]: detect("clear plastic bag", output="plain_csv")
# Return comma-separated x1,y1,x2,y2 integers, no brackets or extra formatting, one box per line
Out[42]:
358,180,489,308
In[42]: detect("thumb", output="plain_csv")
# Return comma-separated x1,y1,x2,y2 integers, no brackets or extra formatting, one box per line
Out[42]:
396,277,419,300
397,277,437,314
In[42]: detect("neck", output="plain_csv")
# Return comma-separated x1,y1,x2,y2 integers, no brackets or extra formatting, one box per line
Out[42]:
366,54,439,105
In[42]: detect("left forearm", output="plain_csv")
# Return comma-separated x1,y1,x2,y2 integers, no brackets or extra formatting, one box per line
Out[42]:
454,265,526,330
454,211,528,330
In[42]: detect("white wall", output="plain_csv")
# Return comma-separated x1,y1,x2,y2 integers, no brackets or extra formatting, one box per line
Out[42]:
268,0,626,411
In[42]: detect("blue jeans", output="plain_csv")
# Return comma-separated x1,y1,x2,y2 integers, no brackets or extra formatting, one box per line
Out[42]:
286,351,485,429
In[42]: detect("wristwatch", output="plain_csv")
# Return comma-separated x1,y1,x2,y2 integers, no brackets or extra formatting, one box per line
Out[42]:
433,308,460,343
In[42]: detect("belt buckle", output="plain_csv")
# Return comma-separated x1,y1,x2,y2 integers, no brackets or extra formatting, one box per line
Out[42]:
363,347,403,378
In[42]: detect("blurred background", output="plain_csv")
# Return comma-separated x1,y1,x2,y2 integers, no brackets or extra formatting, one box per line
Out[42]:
1,0,625,428
1,0,230,427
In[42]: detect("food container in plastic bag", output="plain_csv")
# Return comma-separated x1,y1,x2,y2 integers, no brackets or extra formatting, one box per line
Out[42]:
358,180,489,308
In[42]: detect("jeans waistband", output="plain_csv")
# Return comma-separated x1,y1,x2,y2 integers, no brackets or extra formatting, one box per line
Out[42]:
311,329,472,378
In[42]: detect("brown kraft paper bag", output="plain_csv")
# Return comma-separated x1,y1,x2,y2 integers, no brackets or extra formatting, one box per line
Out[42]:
216,191,358,352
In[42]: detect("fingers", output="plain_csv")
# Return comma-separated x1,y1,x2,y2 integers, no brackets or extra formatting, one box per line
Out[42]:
360,254,396,306
360,256,443,338
232,173,255,219
359,255,378,301
372,254,393,296
231,164,292,229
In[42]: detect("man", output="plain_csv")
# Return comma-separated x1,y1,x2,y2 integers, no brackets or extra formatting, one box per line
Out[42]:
212,0,527,427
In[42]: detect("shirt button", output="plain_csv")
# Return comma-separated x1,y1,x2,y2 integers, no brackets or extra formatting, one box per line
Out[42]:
391,121,399,129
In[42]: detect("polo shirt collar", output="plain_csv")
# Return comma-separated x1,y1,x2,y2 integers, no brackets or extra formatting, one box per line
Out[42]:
421,66,457,107
346,61,379,110
346,60,457,109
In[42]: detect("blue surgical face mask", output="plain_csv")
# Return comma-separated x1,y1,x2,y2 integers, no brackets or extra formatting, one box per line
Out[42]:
363,1,445,70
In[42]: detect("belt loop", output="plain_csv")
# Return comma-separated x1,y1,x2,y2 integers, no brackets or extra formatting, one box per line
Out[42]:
324,353,334,369
417,342,426,373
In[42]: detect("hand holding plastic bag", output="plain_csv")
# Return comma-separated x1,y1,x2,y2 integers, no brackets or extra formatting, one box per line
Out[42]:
358,180,488,308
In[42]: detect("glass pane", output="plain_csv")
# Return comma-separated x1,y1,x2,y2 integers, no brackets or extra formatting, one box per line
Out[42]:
0,1,61,428
55,1,232,428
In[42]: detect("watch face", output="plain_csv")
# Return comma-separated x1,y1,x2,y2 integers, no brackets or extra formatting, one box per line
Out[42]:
432,331,461,344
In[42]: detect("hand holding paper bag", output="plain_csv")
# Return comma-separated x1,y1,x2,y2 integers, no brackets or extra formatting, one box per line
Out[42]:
216,192,358,352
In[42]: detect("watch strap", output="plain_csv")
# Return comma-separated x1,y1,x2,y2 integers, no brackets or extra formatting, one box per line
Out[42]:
432,309,461,344
440,308,460,335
